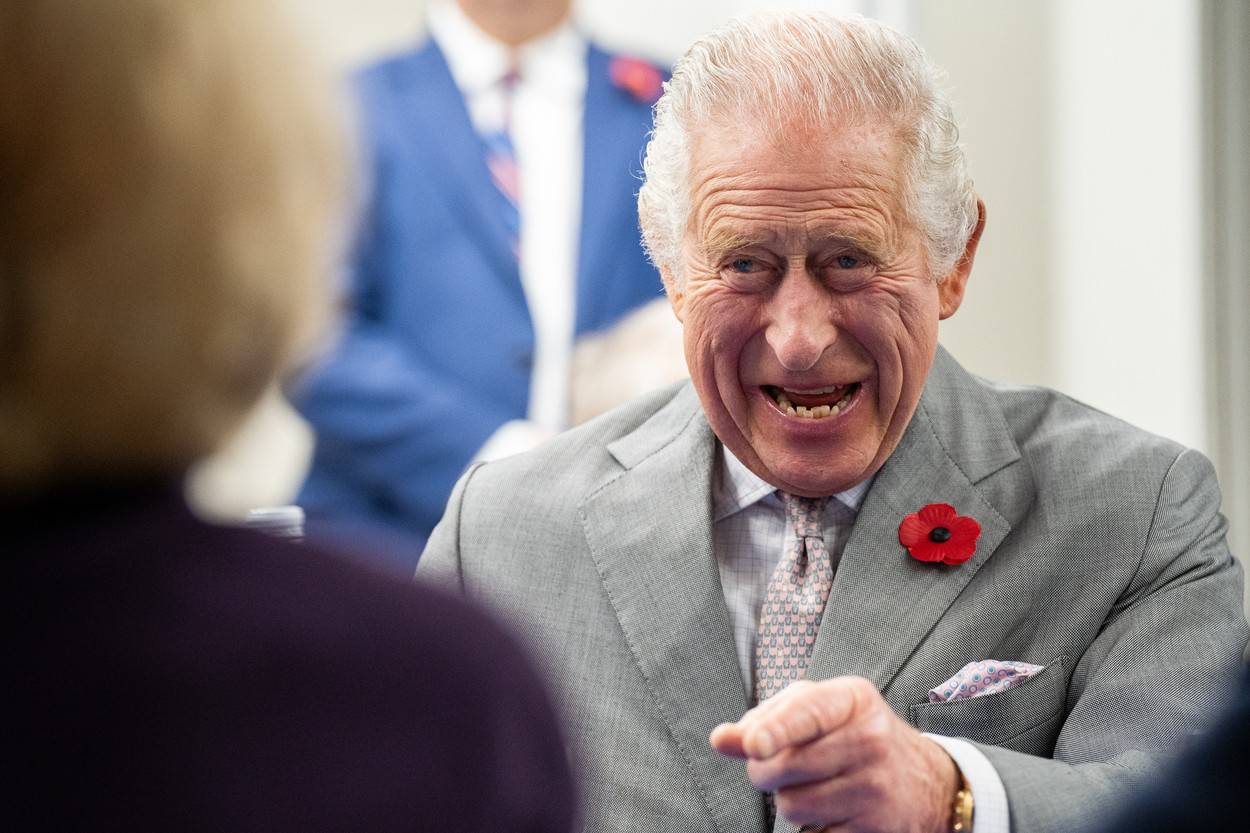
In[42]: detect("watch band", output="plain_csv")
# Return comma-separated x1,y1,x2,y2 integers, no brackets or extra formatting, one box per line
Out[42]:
951,774,975,833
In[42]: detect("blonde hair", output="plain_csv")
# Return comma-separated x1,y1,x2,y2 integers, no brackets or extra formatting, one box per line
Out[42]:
0,0,352,492
639,11,978,284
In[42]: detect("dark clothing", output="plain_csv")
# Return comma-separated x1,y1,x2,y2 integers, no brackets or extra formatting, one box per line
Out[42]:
1099,665,1250,833
5,483,575,833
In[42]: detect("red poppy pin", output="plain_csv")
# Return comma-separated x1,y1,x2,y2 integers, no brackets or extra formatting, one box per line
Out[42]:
609,56,663,104
898,503,981,566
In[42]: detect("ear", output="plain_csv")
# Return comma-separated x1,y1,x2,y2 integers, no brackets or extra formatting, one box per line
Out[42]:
937,197,986,320
660,267,686,322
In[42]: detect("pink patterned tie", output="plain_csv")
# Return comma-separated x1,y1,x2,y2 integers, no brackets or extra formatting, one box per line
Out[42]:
754,493,834,703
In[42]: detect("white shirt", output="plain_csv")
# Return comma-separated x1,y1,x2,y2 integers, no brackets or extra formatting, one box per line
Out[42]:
428,0,586,457
713,444,1010,833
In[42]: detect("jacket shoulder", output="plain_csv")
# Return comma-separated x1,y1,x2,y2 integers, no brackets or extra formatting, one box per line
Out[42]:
464,382,687,500
980,376,1197,489
351,40,436,90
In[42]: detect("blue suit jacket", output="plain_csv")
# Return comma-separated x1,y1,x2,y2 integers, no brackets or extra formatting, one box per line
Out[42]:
293,40,665,565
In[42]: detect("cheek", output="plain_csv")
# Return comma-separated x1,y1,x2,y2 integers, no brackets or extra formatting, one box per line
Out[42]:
845,287,940,356
684,289,756,361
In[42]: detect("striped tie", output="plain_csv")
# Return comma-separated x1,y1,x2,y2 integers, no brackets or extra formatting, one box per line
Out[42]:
484,64,521,257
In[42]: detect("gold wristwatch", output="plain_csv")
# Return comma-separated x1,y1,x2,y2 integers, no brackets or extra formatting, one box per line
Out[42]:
951,773,974,832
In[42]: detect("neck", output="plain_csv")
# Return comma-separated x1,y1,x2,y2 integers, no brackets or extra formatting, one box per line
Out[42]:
455,0,569,48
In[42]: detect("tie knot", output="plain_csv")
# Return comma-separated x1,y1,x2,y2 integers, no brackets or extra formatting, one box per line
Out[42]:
781,492,828,540
500,58,521,91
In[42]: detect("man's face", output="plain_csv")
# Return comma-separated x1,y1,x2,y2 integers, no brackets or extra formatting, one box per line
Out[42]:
668,120,978,497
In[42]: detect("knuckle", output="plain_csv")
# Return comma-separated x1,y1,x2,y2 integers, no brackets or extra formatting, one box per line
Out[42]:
774,789,819,826
796,697,828,733
843,678,880,715
745,758,771,788
861,768,891,801
864,709,892,740
847,675,876,696
749,747,795,790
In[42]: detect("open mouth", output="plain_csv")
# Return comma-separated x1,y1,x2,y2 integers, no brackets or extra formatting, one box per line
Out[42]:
763,383,860,419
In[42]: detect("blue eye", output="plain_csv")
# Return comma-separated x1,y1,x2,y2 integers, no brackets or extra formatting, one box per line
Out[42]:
835,254,860,269
730,258,757,273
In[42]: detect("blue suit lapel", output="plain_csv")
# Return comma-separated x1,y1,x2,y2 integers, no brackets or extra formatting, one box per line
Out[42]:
576,46,658,332
385,41,523,305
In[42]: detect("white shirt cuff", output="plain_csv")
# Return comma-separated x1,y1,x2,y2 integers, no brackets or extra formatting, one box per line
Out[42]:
472,419,558,463
925,734,1010,833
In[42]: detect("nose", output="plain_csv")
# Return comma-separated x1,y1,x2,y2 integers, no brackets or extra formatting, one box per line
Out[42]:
764,264,837,372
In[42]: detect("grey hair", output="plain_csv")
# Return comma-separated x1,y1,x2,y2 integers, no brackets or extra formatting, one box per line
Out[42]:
638,10,978,284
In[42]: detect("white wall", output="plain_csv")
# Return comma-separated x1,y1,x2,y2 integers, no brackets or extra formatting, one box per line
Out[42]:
918,0,1207,454
1052,0,1205,452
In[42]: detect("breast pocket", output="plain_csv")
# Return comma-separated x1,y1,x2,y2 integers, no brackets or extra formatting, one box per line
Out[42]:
909,657,1067,756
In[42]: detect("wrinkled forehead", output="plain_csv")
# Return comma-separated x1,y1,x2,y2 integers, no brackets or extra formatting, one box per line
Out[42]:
688,104,905,178
684,117,909,232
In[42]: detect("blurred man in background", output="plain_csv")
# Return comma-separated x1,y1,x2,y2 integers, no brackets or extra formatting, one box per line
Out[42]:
293,0,666,566
2,1,574,829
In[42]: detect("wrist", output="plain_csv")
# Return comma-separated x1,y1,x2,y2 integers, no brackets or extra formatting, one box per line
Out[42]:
923,741,964,833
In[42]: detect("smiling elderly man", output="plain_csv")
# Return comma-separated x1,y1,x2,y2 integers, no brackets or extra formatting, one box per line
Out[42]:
418,11,1248,833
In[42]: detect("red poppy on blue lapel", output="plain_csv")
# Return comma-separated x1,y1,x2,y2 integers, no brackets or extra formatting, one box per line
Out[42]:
609,55,663,104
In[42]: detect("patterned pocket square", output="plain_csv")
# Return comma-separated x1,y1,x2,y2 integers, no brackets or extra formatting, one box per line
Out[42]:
928,660,1046,703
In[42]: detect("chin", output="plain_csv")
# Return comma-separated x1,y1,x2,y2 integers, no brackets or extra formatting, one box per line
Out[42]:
721,426,875,495
778,467,865,497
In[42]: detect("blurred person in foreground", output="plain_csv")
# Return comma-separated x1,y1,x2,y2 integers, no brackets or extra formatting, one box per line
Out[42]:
0,2,573,831
419,10,1249,833
292,0,667,565
1094,664,1250,833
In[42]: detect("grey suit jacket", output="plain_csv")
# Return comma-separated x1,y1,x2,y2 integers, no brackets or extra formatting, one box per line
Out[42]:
419,347,1248,833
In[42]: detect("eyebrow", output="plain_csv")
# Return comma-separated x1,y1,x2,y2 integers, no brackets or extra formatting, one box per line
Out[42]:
813,230,895,262
699,227,769,263
699,226,896,264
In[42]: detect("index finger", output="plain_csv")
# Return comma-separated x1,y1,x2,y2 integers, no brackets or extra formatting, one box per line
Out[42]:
710,680,811,758
740,677,871,758
709,721,748,758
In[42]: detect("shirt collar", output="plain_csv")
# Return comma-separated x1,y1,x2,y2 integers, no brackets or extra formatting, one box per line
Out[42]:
713,442,875,523
428,0,585,99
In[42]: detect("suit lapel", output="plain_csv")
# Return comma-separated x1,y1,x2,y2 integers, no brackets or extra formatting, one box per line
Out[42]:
577,46,618,331
575,46,657,331
386,41,522,300
582,385,767,833
805,347,1032,697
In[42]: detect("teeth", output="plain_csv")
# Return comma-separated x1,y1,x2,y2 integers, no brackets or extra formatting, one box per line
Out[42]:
768,383,857,418
783,385,841,396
